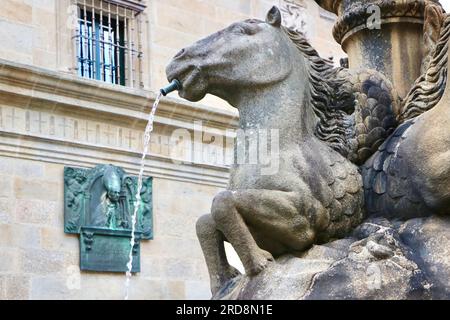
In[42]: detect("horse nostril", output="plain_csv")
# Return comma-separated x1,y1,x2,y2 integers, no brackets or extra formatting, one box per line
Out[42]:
174,48,186,59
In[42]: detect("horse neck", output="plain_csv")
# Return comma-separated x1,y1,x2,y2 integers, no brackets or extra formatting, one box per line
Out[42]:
235,59,316,145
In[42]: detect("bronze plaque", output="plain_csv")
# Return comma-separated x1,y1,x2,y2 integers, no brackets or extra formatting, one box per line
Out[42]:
64,164,152,272
80,227,141,272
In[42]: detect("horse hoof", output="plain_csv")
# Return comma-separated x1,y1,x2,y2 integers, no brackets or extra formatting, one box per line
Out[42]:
247,249,274,275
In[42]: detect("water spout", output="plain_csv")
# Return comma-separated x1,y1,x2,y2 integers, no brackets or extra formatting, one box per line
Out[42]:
160,79,181,96
125,81,178,299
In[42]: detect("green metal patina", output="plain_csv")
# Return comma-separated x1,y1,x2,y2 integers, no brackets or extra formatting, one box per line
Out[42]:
64,164,152,272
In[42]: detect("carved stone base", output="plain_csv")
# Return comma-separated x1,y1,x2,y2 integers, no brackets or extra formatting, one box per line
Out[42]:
214,215,450,300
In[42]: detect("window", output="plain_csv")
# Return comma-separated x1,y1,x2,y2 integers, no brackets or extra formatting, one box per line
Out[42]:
74,0,145,87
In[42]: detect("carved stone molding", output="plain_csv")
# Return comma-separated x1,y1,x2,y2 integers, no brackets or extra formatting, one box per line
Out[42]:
280,0,309,38
0,59,236,187
0,59,238,132
315,0,427,43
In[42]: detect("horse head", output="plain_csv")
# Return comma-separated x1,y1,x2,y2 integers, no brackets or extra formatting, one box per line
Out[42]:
166,7,297,104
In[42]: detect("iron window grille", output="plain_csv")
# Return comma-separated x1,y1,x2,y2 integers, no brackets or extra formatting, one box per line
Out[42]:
73,0,144,88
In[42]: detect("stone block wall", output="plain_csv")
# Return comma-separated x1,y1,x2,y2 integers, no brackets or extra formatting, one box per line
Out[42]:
0,155,222,299
0,0,58,69
0,59,235,299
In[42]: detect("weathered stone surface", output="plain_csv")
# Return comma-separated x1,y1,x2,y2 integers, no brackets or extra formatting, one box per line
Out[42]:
0,249,19,272
125,279,166,300
5,275,31,300
30,276,77,300
165,280,186,300
40,227,78,252
0,223,41,249
215,254,334,300
163,257,197,280
14,179,60,201
78,274,125,300
185,280,211,300
20,249,66,275
0,198,14,223
399,216,450,299
0,276,6,299
15,199,58,226
0,20,33,57
214,217,448,300
0,177,13,198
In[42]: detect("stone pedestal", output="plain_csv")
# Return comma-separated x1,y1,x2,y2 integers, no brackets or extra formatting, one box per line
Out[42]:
316,0,428,98
214,216,450,300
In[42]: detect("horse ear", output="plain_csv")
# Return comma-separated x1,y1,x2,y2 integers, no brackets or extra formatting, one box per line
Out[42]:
266,6,282,28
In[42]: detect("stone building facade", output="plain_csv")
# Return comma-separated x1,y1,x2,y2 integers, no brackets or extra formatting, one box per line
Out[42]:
0,0,343,299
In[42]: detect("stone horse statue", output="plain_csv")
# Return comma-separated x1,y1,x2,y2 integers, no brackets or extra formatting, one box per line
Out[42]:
166,6,403,295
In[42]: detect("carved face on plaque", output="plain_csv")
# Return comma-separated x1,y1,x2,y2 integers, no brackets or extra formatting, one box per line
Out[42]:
91,166,125,229
104,167,121,203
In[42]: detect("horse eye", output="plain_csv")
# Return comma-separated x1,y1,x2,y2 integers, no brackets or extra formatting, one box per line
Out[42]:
230,23,251,35
240,25,257,35
233,25,246,34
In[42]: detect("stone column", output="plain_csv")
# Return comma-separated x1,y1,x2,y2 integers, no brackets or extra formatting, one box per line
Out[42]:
315,0,430,98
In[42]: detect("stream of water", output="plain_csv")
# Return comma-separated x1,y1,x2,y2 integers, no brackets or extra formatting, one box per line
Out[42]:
124,91,163,300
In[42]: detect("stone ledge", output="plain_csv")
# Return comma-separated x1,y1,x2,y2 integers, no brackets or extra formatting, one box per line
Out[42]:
0,59,239,132
0,59,235,187
0,133,230,188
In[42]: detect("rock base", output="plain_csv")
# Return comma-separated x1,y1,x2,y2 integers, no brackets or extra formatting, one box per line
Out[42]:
213,216,450,300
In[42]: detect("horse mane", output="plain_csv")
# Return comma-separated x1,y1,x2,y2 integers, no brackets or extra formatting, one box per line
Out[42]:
282,26,356,157
399,13,450,123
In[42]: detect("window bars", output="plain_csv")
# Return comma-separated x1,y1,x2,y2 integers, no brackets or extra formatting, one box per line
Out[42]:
73,0,144,88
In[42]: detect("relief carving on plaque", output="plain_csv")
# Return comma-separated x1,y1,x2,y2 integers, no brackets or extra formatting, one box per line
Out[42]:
64,164,153,272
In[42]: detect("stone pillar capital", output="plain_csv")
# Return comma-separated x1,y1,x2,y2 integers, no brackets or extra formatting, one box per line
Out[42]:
314,0,444,98
316,0,429,44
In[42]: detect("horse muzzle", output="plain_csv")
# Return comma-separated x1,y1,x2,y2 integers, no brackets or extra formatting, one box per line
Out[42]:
166,60,208,102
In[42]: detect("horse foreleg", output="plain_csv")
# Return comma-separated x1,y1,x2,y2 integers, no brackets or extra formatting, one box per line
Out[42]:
196,214,241,295
211,189,323,276
211,191,275,276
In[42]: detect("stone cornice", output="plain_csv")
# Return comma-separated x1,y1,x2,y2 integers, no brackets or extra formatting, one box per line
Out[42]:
0,59,239,133
0,133,230,187
0,59,237,187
